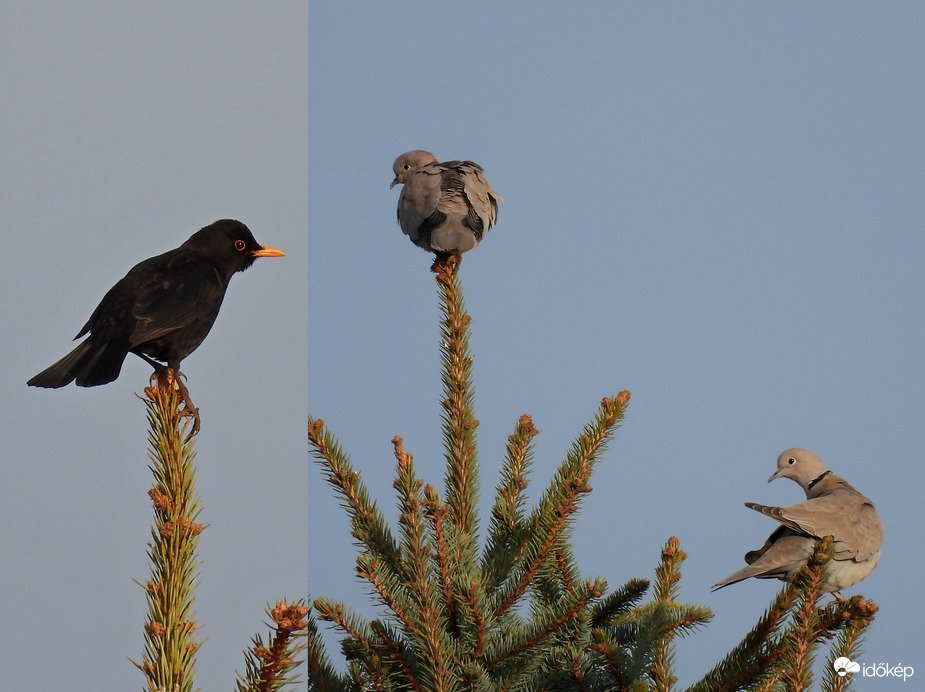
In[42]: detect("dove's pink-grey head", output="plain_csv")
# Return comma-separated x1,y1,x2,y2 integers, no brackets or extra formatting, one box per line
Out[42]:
390,150,438,188
768,448,829,490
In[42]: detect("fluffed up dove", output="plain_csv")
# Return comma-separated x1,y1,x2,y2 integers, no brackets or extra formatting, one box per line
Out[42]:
391,150,503,254
712,448,883,601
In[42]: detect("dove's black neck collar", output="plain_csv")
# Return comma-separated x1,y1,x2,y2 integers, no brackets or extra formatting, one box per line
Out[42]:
807,469,832,491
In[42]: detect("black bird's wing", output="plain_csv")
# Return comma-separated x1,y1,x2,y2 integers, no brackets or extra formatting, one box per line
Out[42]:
129,253,228,348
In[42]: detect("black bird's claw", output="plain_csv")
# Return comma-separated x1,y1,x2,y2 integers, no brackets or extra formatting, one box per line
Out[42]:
172,370,201,441
179,404,201,441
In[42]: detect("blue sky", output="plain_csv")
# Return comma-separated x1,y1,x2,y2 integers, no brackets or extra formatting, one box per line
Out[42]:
3,4,306,690
309,3,925,687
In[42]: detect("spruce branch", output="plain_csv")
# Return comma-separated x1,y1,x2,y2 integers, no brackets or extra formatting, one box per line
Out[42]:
133,382,204,692
369,618,427,690
556,547,577,596
308,416,403,576
422,482,463,640
686,580,801,692
650,537,685,691
777,538,833,691
816,596,878,639
355,554,413,631
819,596,877,692
312,598,402,686
390,438,459,692
483,414,539,589
235,601,308,692
590,577,651,628
392,436,434,602
488,578,605,667
645,538,711,691
312,599,377,652
494,394,629,617
304,599,351,692
435,256,480,559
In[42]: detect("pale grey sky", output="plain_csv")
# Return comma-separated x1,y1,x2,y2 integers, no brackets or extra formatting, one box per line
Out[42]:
3,4,307,690
309,3,924,687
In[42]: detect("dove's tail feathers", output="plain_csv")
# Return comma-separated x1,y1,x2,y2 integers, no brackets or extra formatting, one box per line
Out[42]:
711,567,762,592
711,564,792,592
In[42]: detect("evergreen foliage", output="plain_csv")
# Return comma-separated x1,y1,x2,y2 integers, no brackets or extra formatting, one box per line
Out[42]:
307,258,877,691
136,380,306,691
236,601,310,692
135,382,205,691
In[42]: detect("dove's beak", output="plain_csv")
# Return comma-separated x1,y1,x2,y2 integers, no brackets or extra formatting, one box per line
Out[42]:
767,470,781,483
390,177,400,189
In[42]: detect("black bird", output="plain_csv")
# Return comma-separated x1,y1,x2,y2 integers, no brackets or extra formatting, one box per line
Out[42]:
28,219,285,436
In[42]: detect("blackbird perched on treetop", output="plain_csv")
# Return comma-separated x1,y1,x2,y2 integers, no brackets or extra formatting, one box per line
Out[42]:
27,219,285,436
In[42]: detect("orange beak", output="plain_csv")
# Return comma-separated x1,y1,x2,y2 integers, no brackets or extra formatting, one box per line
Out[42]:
252,245,286,258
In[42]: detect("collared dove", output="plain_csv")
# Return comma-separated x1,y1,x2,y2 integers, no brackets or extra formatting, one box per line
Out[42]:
390,150,503,254
712,448,883,600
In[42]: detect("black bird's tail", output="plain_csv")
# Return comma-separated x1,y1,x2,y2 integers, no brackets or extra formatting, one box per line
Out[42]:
27,338,128,388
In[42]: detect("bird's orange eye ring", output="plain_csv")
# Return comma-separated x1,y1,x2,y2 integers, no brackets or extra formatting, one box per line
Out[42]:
234,240,246,251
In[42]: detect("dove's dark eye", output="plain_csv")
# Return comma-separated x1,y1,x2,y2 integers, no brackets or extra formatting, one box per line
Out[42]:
403,164,412,171
234,240,246,251
788,457,796,465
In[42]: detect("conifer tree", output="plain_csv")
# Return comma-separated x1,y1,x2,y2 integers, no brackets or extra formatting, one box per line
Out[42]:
136,379,306,691
307,258,877,691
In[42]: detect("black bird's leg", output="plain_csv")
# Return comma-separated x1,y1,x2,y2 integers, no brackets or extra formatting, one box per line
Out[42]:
138,354,201,439
171,372,200,440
